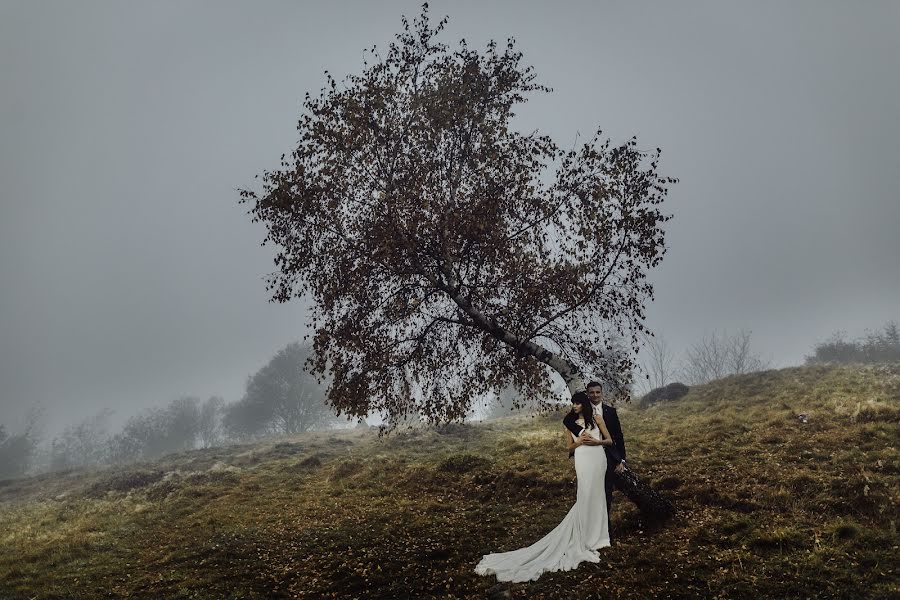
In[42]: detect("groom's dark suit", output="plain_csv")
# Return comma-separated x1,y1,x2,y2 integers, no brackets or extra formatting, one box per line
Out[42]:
563,403,626,515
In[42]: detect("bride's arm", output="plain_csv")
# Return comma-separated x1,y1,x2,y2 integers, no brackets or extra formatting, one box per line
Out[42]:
565,428,581,453
594,415,614,446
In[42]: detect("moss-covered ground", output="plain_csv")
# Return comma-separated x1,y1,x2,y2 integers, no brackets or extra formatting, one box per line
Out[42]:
1,364,898,598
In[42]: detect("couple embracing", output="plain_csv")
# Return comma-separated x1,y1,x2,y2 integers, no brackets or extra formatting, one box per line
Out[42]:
475,381,627,583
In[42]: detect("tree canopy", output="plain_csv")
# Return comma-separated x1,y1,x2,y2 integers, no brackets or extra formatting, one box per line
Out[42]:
241,5,676,427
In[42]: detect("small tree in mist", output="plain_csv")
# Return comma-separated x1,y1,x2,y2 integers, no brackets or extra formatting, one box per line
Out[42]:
0,409,42,480
240,5,675,428
197,396,225,448
166,396,203,450
49,409,113,471
223,342,334,439
107,412,166,463
0,425,33,479
681,329,768,385
107,397,204,462
864,321,900,362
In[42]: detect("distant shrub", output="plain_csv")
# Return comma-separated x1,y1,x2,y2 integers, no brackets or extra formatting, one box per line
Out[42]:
639,382,690,408
806,321,900,365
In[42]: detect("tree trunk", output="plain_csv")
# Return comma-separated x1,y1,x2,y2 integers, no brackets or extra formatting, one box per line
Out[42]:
612,465,677,520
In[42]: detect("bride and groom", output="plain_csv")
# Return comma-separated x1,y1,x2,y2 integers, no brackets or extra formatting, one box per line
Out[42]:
475,380,627,583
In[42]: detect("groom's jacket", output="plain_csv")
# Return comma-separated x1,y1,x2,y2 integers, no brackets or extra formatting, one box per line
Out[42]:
563,404,626,467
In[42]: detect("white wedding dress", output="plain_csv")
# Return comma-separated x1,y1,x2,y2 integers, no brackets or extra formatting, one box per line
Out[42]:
475,418,610,582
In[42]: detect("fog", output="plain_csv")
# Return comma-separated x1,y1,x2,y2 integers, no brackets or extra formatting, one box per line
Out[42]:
2,0,898,437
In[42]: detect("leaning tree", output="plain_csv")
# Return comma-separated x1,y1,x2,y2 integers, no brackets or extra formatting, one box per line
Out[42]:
241,6,676,430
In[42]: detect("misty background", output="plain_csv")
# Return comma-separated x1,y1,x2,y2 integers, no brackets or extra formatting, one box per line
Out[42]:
2,0,898,438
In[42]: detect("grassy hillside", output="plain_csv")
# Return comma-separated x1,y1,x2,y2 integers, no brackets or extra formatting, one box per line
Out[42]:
1,364,898,599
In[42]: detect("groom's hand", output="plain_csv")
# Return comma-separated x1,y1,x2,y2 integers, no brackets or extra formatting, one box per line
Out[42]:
615,462,625,474
578,431,600,446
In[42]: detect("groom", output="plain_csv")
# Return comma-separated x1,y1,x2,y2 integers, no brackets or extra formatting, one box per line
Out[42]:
563,380,626,517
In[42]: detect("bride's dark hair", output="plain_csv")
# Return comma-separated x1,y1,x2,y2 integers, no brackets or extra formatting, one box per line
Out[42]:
568,391,595,429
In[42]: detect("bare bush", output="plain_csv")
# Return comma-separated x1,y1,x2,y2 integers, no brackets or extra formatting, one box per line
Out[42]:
681,329,768,385
639,334,677,393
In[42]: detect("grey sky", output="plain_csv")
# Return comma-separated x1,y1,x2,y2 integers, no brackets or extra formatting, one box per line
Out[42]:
2,1,898,435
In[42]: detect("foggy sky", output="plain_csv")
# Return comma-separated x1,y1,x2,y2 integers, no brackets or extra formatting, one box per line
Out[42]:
2,0,898,436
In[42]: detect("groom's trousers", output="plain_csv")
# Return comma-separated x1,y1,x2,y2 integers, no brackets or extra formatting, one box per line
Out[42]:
605,467,615,513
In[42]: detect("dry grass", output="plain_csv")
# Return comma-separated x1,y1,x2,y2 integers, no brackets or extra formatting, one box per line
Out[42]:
0,364,898,599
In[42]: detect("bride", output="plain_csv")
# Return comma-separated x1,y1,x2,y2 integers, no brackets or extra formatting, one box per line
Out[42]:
475,391,613,582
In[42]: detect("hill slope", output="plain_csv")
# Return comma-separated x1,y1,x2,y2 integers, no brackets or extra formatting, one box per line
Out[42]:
1,364,898,599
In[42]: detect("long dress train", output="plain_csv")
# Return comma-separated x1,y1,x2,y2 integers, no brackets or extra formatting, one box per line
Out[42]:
474,420,610,582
